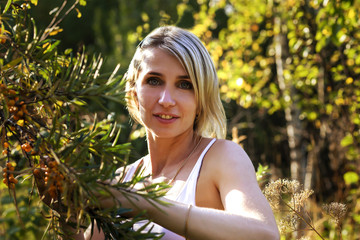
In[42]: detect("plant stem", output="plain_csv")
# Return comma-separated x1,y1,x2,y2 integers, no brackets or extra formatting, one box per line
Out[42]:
282,199,325,240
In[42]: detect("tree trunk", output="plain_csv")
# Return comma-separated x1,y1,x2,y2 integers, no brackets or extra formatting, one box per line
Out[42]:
274,16,305,183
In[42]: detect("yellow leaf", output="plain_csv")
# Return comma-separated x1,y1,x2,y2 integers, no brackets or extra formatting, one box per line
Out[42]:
42,42,50,49
45,27,63,36
346,77,353,84
75,8,82,18
49,28,63,36
17,119,24,127
348,9,355,19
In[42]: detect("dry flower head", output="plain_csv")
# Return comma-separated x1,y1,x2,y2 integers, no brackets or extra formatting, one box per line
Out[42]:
322,202,347,225
263,179,302,210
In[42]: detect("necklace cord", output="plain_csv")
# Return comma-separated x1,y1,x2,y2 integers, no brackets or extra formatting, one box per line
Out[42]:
168,136,203,185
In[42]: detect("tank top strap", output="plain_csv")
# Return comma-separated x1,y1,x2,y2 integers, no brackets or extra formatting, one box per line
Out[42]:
175,138,217,204
120,139,217,240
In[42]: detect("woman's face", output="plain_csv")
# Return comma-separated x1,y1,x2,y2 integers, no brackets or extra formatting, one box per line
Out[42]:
135,48,197,139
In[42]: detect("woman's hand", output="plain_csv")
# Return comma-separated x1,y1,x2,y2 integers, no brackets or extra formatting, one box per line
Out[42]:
91,184,147,218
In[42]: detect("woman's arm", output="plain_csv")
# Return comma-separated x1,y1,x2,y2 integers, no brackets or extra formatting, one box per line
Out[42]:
186,139,279,239
96,140,279,240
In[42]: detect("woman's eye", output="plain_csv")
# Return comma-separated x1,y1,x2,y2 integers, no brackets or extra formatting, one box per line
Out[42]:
147,77,161,86
179,81,193,90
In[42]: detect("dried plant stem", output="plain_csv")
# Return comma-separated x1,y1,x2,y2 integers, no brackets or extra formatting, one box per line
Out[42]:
40,0,80,41
338,225,343,240
282,199,325,240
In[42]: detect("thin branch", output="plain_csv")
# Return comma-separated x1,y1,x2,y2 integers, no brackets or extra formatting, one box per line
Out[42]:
40,0,80,41
282,199,325,240
40,0,68,41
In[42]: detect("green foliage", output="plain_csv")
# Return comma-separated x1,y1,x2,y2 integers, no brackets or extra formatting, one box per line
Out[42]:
2,0,359,239
189,0,360,238
0,1,167,239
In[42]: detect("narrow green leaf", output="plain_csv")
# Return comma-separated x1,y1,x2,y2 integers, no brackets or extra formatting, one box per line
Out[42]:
2,57,22,71
3,0,12,13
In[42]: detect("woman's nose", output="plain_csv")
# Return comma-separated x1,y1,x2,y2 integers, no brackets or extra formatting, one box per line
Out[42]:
158,88,175,107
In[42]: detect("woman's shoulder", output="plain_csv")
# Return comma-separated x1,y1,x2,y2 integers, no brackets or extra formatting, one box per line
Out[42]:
204,138,258,188
207,138,255,171
210,138,248,157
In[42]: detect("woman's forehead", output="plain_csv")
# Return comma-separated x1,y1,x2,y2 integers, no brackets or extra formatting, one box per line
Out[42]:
139,48,186,74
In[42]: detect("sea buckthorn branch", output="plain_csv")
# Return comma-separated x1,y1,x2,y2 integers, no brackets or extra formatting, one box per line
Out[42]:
0,2,167,239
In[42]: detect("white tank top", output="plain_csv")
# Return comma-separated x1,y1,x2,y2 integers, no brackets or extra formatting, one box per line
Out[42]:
122,138,216,239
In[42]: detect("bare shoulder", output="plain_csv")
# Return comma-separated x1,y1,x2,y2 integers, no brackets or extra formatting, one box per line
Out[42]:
207,139,255,172
204,139,258,188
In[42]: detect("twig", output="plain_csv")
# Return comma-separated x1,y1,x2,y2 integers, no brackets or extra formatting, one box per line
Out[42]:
282,199,325,240
40,0,80,41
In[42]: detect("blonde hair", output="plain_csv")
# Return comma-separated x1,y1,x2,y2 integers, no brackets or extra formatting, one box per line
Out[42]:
124,26,226,139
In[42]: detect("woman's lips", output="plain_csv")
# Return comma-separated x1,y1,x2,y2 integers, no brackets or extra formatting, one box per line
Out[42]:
154,114,179,124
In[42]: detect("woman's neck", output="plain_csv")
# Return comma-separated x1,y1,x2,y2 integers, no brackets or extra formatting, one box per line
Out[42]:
145,131,200,178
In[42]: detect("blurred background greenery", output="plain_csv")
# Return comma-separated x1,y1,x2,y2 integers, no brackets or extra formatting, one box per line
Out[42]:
1,0,359,239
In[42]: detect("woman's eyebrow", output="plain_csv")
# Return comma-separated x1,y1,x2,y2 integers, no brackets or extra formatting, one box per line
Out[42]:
178,75,190,79
147,71,190,80
147,71,162,76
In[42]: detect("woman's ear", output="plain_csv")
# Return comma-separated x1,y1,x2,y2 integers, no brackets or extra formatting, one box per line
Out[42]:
132,89,139,110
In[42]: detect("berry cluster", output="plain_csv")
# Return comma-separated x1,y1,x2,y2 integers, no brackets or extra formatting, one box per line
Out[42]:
1,84,29,123
2,141,9,156
40,156,65,200
2,162,18,189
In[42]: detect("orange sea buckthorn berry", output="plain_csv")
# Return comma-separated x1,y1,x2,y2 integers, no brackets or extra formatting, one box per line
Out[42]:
9,176,15,183
7,99,15,106
48,161,56,168
11,177,18,184
21,104,28,114
2,149,8,155
16,110,23,117
2,163,18,188
3,142,9,148
21,143,32,152
8,89,16,95
6,163,15,171
33,168,41,178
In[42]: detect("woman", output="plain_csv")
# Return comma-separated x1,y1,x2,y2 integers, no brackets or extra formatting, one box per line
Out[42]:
78,26,279,240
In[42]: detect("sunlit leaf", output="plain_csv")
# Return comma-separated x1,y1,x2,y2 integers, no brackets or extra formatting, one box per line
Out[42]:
75,8,82,18
340,134,353,147
3,0,12,13
31,0,38,6
344,171,359,185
